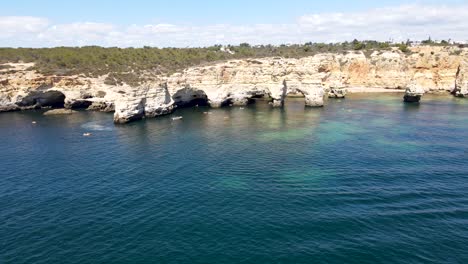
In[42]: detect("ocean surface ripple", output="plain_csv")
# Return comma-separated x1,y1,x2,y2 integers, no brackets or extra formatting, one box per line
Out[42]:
1,94,468,263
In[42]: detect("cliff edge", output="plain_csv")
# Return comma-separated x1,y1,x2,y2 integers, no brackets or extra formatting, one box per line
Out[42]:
1,46,467,123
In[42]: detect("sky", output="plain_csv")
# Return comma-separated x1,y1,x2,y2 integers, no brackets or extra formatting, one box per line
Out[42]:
0,0,467,47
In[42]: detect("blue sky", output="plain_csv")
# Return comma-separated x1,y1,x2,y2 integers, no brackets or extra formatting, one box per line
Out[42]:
2,0,462,25
1,0,467,47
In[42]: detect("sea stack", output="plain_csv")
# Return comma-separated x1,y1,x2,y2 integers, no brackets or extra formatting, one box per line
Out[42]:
404,82,425,103
304,86,325,107
453,81,468,98
454,60,468,98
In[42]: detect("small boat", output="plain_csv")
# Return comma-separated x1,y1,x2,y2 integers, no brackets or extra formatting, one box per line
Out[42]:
83,133,92,137
239,107,245,110
172,116,183,120
31,121,37,124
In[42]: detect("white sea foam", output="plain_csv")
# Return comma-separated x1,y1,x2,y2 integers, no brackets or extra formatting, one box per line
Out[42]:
81,122,113,131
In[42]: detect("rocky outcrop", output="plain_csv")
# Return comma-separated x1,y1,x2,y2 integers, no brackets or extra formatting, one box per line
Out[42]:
328,87,347,98
0,92,18,111
165,55,331,108
404,82,425,103
43,109,77,115
113,83,174,124
87,101,115,112
454,60,468,97
0,103,19,112
143,83,175,118
1,46,467,123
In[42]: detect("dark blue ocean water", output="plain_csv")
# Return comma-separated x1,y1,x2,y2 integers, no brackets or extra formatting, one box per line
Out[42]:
1,94,468,264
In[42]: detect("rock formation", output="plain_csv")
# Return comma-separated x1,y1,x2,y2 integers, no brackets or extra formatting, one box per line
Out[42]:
328,88,348,98
113,83,174,124
404,82,425,103
43,109,77,115
17,90,66,108
454,60,468,97
86,101,115,112
1,46,467,123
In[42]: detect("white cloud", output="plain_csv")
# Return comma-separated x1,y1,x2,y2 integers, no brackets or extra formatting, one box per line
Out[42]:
128,24,187,34
0,16,49,34
37,22,116,46
1,3,467,47
297,4,468,42
0,16,49,45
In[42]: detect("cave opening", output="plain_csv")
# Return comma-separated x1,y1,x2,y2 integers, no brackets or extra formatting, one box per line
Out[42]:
68,100,93,109
244,92,271,105
172,88,209,108
18,91,66,108
221,98,233,107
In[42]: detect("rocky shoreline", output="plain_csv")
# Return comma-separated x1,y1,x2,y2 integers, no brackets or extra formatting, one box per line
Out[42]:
1,46,467,123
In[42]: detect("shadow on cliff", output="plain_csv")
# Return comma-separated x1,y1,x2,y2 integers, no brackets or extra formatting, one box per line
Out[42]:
172,88,209,108
17,91,66,108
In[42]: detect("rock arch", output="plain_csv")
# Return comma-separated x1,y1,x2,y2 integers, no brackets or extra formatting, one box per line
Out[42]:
278,81,325,107
201,85,272,108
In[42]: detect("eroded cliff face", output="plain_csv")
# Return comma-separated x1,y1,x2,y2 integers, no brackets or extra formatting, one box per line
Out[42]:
1,46,467,123
113,83,174,124
455,60,468,97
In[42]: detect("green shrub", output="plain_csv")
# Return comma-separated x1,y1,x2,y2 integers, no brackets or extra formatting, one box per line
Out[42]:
398,44,410,53
450,50,462,56
0,64,13,70
352,39,365,50
0,40,458,86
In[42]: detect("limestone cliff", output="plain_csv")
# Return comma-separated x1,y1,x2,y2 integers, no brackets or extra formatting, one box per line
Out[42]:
1,46,467,123
113,83,174,124
454,60,468,97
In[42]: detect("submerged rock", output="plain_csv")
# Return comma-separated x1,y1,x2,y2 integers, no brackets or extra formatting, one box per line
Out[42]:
43,109,77,115
404,82,425,103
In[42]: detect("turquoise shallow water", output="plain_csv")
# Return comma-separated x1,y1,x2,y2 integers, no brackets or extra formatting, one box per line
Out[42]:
1,94,468,263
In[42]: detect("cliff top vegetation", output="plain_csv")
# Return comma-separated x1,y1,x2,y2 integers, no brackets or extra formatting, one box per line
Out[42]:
0,39,464,86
